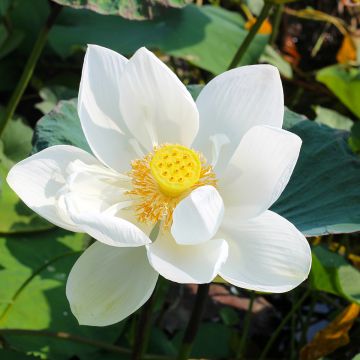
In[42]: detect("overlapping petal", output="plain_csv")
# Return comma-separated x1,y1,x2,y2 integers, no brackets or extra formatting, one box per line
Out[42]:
66,199,151,247
219,210,312,293
78,44,137,172
171,185,224,245
146,232,228,284
193,65,284,174
118,47,199,151
6,145,101,232
66,242,158,326
220,125,301,220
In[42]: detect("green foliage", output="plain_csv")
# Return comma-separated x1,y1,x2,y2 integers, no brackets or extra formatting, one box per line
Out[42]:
310,246,360,304
272,109,360,236
1,117,33,164
313,106,360,155
220,307,240,326
0,115,53,234
0,0,11,16
148,328,177,356
0,104,124,358
7,0,268,75
52,0,192,20
32,99,91,154
10,0,50,54
173,323,232,358
316,65,360,119
349,122,360,154
45,4,267,74
260,45,293,78
0,28,24,60
0,349,39,359
245,0,264,16
314,106,353,131
35,86,78,115
1,1,360,358
0,229,124,359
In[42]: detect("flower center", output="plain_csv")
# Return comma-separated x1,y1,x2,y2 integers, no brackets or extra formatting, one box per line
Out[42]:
127,144,216,227
150,145,201,197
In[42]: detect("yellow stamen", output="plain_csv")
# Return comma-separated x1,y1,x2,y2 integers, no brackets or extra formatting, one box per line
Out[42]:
127,144,216,228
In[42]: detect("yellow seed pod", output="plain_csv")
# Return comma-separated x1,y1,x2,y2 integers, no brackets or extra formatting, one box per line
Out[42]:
150,145,201,197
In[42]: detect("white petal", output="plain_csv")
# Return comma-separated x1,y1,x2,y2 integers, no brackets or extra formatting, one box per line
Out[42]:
6,145,100,232
193,65,284,174
119,47,199,150
146,232,228,284
220,125,301,220
66,198,150,247
66,242,158,326
78,44,137,172
219,210,312,293
171,185,224,245
62,159,129,214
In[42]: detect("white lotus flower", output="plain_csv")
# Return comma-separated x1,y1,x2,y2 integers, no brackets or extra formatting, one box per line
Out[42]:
7,45,311,327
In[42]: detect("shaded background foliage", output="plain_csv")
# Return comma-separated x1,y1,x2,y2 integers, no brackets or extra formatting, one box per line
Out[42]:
0,0,360,359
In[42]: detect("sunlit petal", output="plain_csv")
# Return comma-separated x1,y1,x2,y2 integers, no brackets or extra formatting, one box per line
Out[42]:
66,242,158,326
220,125,301,219
171,185,224,245
78,44,138,172
119,47,199,150
193,65,284,174
6,145,101,232
219,210,311,293
146,232,228,283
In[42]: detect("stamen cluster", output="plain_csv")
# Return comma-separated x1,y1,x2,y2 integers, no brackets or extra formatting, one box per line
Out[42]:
127,144,217,228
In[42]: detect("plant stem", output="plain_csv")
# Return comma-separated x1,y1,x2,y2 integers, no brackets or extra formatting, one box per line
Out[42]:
270,3,284,46
0,2,62,138
300,292,317,345
177,283,210,360
132,222,161,360
236,291,256,359
0,329,172,360
228,1,273,70
132,283,161,360
290,291,298,360
259,288,311,360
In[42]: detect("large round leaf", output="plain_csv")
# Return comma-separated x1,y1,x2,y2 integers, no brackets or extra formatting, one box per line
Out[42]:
0,229,124,359
10,0,267,74
0,115,53,234
51,0,192,20
272,109,360,236
46,4,267,74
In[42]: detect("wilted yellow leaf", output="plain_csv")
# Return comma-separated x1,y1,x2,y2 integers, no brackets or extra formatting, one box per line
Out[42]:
349,253,360,270
337,33,357,64
300,303,360,360
245,18,272,35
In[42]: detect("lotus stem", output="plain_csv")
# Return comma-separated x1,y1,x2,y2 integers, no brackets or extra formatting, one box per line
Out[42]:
270,3,284,46
132,222,162,360
176,283,210,360
236,290,256,359
132,284,160,360
228,1,273,70
259,287,311,360
0,1,62,137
